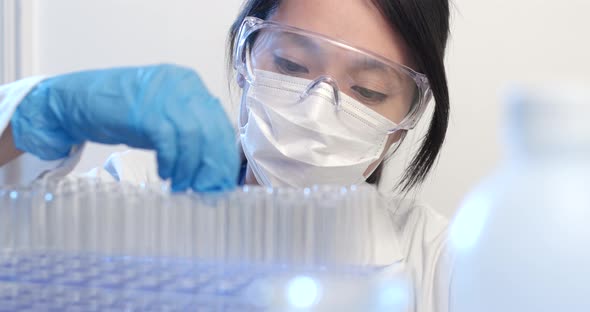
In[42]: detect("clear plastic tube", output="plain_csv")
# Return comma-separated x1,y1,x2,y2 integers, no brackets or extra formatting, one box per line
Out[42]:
0,178,407,311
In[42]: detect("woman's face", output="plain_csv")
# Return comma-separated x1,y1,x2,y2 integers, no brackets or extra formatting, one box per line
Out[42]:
244,0,413,183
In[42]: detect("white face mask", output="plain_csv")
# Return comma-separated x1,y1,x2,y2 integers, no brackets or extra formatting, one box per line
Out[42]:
239,70,398,187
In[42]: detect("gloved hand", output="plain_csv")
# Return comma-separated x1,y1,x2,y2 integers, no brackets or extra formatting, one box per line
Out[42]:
11,64,239,192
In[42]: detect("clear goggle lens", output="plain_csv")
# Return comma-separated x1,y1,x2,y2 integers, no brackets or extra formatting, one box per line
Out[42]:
235,17,431,128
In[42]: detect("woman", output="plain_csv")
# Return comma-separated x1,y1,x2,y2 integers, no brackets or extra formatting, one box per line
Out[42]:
0,0,452,310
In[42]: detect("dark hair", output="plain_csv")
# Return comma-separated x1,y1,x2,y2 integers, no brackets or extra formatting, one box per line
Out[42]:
227,0,450,192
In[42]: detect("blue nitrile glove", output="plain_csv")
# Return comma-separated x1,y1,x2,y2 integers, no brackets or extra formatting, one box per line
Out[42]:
11,64,239,192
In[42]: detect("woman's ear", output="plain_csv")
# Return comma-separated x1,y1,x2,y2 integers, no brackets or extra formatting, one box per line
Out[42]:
237,74,246,89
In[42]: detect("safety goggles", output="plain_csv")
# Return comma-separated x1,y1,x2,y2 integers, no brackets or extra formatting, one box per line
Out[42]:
233,16,432,130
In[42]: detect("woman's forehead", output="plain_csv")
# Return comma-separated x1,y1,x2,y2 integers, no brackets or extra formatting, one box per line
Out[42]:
269,0,412,68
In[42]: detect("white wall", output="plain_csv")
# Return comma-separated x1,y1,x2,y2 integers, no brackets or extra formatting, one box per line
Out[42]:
25,0,590,217
422,0,590,216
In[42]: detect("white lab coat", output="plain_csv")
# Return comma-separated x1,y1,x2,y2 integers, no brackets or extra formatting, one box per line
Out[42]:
0,77,453,312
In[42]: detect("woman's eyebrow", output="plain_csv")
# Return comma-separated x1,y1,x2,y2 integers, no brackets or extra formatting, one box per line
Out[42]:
353,58,387,70
278,32,323,54
348,57,391,74
348,57,406,84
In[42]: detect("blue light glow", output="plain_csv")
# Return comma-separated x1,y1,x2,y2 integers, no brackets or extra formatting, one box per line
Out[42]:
378,281,409,309
450,192,491,251
287,276,321,309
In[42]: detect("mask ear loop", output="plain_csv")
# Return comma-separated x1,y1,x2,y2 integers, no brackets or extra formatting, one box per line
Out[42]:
382,131,408,165
300,75,342,111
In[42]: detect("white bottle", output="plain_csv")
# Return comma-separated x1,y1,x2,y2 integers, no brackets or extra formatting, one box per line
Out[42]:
448,83,590,312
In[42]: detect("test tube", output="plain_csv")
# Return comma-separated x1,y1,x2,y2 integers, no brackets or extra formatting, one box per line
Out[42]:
245,187,263,264
81,179,100,255
123,189,143,257
262,187,276,265
301,187,316,267
214,193,229,264
192,193,215,261
143,190,164,258
353,185,373,265
0,188,22,282
313,185,338,265
0,189,16,254
174,194,193,259
96,183,125,256
275,187,297,266
235,189,252,265
224,190,243,264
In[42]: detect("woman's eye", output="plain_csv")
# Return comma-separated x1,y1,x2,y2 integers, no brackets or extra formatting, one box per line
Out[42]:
274,56,309,74
351,86,388,103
